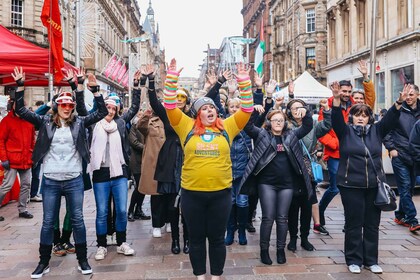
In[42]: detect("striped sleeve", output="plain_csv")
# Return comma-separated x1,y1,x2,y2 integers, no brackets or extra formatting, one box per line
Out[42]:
163,71,179,109
237,76,254,113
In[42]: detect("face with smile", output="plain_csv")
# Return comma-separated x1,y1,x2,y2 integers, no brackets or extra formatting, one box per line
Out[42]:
352,92,365,104
199,104,217,126
340,85,352,103
269,112,286,135
105,104,117,122
227,99,240,115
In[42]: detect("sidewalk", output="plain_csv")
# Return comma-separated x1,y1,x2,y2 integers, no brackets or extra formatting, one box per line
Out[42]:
0,187,420,279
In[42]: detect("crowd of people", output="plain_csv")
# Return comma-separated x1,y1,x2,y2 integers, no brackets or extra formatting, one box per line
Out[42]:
0,59,419,279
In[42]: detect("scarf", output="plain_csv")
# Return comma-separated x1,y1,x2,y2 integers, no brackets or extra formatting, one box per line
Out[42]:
88,119,125,178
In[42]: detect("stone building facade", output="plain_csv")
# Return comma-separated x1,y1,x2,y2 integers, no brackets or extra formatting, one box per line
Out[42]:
326,0,420,111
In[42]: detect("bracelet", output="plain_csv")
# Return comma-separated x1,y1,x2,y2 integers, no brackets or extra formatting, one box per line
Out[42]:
77,77,85,85
16,78,24,87
396,100,403,105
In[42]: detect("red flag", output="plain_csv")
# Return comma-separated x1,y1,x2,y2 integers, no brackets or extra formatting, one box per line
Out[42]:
104,55,118,78
111,60,123,81
41,0,64,82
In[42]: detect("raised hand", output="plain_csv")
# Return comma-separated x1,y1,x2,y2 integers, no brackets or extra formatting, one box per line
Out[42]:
254,104,265,114
273,95,285,109
319,99,330,111
145,64,155,79
64,69,75,82
227,79,237,94
75,67,86,85
221,69,232,82
133,69,142,87
234,62,251,81
295,107,307,118
288,80,295,94
330,81,340,100
167,58,183,75
254,71,264,88
86,73,100,95
11,66,25,85
398,84,411,103
265,79,277,96
206,68,217,87
357,60,368,78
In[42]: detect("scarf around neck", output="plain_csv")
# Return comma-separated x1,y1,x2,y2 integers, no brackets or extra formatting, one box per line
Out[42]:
88,119,125,178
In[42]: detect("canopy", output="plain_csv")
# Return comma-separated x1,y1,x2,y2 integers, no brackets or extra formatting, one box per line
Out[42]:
278,71,332,105
0,24,76,87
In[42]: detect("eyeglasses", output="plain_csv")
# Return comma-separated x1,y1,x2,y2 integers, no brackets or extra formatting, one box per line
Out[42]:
58,103,75,109
291,107,304,111
270,119,285,123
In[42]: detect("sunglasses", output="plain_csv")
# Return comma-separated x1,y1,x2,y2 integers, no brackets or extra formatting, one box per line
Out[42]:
58,103,75,109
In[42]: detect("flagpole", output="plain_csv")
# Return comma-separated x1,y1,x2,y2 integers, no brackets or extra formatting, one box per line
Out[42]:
48,0,53,100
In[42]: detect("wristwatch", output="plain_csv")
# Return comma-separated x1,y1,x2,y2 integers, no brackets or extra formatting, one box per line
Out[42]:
395,100,403,105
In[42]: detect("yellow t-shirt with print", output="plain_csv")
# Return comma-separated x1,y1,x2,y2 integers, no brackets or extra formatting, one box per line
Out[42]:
167,109,250,192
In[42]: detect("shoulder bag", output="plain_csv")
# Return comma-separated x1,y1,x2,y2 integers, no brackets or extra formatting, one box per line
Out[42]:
300,140,324,183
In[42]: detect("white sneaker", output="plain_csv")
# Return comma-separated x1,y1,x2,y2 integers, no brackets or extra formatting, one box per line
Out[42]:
165,223,172,233
30,195,43,202
348,264,361,274
117,242,135,256
152,228,162,238
95,246,107,261
365,264,383,274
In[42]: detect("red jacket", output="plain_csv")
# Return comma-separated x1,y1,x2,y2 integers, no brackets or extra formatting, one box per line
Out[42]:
318,96,354,161
0,110,35,169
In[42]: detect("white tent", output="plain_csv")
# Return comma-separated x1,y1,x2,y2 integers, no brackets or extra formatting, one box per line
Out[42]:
278,71,332,105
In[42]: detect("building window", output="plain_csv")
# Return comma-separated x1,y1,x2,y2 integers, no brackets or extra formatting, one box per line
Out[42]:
306,47,315,69
391,65,414,102
11,0,23,27
377,0,385,39
375,72,386,110
356,0,366,47
398,0,408,31
306,8,315,33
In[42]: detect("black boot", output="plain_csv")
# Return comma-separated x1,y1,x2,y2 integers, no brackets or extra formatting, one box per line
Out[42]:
287,236,297,252
277,248,286,264
301,238,315,251
225,205,237,245
31,244,52,278
128,212,135,222
260,249,272,265
171,239,181,254
75,243,92,275
183,239,189,254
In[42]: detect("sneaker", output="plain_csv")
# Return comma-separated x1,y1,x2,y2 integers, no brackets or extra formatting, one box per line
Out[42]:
31,263,50,279
127,179,133,189
95,246,107,260
62,242,76,254
409,222,420,232
348,264,361,274
30,195,43,202
78,260,92,275
117,242,135,256
52,243,67,257
365,264,383,274
19,211,34,219
313,224,329,235
165,223,172,233
394,217,410,227
152,228,162,238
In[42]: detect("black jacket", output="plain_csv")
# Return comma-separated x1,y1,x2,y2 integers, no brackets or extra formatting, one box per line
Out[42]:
332,104,400,188
409,119,420,176
383,99,420,166
15,90,108,168
76,88,140,165
239,111,313,197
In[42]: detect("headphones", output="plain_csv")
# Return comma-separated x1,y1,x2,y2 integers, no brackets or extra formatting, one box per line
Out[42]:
264,109,288,131
348,104,375,125
52,92,76,113
286,99,307,120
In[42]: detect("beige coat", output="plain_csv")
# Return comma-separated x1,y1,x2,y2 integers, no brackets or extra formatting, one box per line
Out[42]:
137,112,165,195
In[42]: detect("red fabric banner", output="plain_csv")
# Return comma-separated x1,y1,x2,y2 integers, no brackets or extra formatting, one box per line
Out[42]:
111,60,123,81
104,55,117,78
122,71,129,88
41,0,64,82
117,65,127,83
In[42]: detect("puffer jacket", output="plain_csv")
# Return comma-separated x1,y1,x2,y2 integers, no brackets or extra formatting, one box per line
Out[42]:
230,130,252,180
240,111,313,197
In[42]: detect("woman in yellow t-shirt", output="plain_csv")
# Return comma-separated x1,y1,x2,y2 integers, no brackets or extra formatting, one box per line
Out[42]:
163,59,253,280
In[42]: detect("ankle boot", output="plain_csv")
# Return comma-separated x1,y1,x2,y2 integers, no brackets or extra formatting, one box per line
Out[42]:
183,239,190,254
301,238,315,251
75,243,88,262
171,239,181,254
277,248,286,264
31,244,52,278
237,206,248,245
260,249,272,265
225,229,235,245
287,236,297,252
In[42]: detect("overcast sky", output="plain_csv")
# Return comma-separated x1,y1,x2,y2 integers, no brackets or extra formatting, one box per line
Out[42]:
137,0,244,78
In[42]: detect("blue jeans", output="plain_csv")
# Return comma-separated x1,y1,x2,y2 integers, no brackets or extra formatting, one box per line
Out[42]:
392,157,417,224
93,177,128,235
232,178,248,208
40,175,86,245
319,158,340,223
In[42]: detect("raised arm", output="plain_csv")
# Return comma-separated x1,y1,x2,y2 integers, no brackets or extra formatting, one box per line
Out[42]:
163,58,185,126
121,69,141,123
330,81,346,139
314,99,332,138
293,108,313,139
358,60,376,109
231,63,254,129
81,74,107,127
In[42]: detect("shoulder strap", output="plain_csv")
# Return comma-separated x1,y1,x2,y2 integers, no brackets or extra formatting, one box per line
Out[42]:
299,139,311,159
183,127,230,147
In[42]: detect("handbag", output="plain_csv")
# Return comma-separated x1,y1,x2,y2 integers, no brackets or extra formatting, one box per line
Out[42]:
301,141,324,183
364,146,397,211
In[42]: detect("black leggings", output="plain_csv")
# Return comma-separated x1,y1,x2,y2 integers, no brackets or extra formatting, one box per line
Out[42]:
181,188,231,276
288,194,312,239
258,184,293,250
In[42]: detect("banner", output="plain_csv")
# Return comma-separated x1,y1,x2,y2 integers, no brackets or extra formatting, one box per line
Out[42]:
122,72,129,88
41,0,64,82
254,19,265,76
111,59,123,81
117,65,127,83
103,54,117,78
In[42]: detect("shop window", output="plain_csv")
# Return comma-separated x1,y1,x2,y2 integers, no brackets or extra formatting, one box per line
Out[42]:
391,65,414,101
306,47,315,69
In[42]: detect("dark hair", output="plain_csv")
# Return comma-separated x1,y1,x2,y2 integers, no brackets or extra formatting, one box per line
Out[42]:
339,80,353,88
349,104,375,124
35,101,45,106
412,84,419,93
